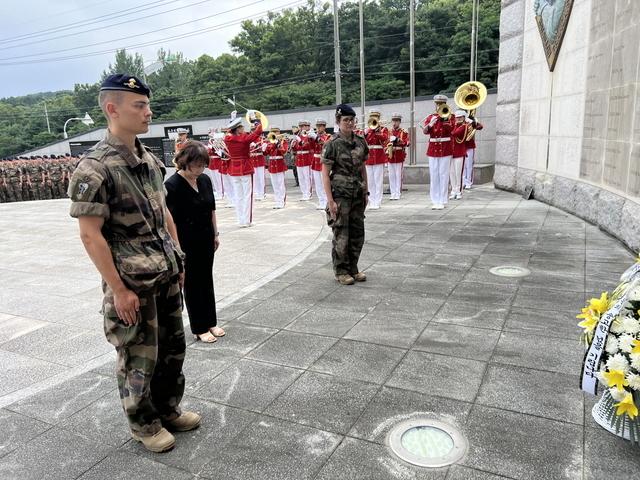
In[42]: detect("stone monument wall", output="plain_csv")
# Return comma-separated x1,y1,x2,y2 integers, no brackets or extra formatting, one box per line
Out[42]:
495,0,640,251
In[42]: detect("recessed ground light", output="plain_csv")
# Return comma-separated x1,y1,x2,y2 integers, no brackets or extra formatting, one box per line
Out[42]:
489,265,531,278
468,213,493,219
387,418,467,468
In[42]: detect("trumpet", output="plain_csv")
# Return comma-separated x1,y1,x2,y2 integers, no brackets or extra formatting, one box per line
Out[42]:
436,103,451,120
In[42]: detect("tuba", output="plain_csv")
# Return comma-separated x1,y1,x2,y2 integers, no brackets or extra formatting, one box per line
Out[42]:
454,81,487,141
245,110,269,130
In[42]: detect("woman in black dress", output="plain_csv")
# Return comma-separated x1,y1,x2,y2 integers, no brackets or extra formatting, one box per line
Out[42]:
165,141,224,343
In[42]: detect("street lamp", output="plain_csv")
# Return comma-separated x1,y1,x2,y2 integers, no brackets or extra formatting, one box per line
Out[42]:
63,112,94,139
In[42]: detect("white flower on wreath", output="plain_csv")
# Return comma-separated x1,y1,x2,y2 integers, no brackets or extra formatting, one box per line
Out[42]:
596,369,608,382
618,334,636,354
610,387,628,402
627,372,640,391
611,316,626,334
631,352,640,371
606,337,620,355
627,285,640,302
621,315,640,335
606,353,630,373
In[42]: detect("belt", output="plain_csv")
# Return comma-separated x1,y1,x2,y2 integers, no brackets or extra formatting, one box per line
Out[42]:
296,150,310,154
393,147,404,150
269,156,284,159
429,137,451,143
313,154,321,158
369,145,384,149
250,153,262,157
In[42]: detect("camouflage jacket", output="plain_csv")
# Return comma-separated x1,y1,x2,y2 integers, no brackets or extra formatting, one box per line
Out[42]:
321,132,369,198
69,130,184,291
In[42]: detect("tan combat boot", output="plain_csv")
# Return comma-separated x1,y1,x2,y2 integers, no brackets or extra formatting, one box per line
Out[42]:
336,274,355,285
164,411,202,432
132,427,175,453
353,272,367,282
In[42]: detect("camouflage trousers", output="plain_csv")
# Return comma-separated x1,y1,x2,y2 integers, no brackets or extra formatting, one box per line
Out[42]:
329,195,366,275
103,276,186,437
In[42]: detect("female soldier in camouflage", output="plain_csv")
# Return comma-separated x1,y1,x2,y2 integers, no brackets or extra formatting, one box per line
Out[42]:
321,104,369,285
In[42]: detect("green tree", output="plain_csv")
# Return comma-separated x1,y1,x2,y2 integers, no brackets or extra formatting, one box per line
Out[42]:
101,49,145,80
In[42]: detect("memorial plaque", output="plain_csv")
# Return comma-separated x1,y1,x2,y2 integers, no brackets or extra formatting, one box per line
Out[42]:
602,141,630,192
582,90,608,140
590,0,616,43
610,27,640,88
585,38,614,91
627,144,640,198
606,85,634,142
580,138,604,182
614,0,640,33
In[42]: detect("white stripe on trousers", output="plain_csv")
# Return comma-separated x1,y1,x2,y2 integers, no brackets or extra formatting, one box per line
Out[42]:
449,157,464,195
463,148,475,186
221,173,235,206
269,171,287,208
230,174,253,225
388,162,403,198
428,156,451,205
296,165,312,199
312,170,327,208
365,164,384,207
205,168,223,199
253,166,266,199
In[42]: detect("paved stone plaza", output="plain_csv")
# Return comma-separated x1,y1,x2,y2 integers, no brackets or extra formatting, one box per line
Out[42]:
0,182,639,479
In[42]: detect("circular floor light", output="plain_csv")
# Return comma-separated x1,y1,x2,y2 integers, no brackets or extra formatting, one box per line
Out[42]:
387,419,467,468
489,265,531,278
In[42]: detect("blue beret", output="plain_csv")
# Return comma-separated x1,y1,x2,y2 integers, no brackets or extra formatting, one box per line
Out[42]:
100,74,151,97
336,103,356,117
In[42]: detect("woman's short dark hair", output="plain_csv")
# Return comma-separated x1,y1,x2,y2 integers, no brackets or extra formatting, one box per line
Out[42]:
173,140,209,170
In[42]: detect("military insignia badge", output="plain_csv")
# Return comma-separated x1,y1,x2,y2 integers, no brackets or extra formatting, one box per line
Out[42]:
77,182,89,196
124,78,140,89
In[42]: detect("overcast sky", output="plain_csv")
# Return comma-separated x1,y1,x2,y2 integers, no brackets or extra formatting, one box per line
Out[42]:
0,0,304,98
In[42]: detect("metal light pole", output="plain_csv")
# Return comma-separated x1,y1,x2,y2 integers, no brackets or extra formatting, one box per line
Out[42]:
44,101,51,134
333,0,342,105
409,0,416,165
359,0,365,121
63,112,94,139
470,0,478,81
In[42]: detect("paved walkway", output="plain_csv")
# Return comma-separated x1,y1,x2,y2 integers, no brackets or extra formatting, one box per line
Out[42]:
0,182,639,479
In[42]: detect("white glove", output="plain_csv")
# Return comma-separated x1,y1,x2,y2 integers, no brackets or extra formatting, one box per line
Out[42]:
390,135,397,142
465,118,473,124
428,117,437,128
308,131,317,140
364,128,369,135
261,143,268,153
246,109,256,119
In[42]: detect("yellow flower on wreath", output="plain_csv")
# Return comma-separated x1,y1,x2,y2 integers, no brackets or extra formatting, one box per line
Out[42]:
614,392,639,419
603,370,629,391
577,293,610,331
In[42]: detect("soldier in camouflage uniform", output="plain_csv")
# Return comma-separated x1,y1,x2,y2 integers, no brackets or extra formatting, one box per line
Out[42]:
19,161,30,201
48,157,62,198
0,162,7,203
40,158,53,200
6,160,20,202
321,104,369,285
68,74,200,453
